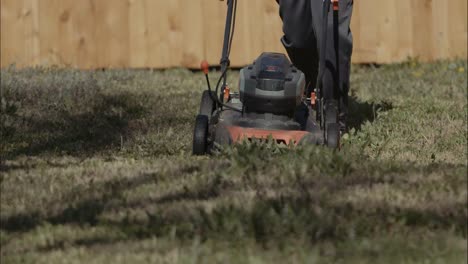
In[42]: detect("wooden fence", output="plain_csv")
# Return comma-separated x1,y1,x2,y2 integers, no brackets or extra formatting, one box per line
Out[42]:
1,0,467,69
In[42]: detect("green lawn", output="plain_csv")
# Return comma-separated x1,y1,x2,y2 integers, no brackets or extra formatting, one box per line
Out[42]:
1,60,467,263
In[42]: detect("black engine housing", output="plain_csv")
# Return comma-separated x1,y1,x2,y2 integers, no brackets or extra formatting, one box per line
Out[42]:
239,52,305,117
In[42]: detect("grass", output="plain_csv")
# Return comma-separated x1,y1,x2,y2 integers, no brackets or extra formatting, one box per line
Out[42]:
0,60,467,263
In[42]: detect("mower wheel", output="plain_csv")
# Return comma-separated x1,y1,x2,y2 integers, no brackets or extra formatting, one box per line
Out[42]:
199,90,215,118
193,115,209,155
324,101,338,125
326,123,340,149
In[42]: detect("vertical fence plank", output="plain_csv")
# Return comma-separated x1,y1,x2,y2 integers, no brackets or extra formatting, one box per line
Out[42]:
37,0,95,67
0,0,16,67
142,0,170,68
94,0,130,68
228,0,252,65
54,0,76,66
72,0,97,68
354,0,379,62
432,0,450,60
201,0,224,65
180,0,204,68
411,0,435,61
349,0,362,62
24,0,39,65
229,0,252,65
37,0,60,65
165,0,183,67
262,1,283,54
1,0,35,67
446,0,467,59
394,0,414,61
128,0,148,68
377,0,413,62
373,0,396,62
249,1,268,61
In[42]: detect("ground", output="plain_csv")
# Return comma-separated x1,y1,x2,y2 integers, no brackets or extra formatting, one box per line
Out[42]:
0,60,467,263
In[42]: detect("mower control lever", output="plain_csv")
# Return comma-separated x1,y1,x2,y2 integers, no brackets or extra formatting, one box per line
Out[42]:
200,60,210,75
200,60,213,94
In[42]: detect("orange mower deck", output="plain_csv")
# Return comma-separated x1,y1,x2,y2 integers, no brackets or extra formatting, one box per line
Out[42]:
226,126,310,145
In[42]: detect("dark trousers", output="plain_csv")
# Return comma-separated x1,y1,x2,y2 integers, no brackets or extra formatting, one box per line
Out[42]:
278,0,353,123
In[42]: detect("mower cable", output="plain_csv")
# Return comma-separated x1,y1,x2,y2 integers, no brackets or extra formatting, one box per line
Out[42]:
212,67,242,113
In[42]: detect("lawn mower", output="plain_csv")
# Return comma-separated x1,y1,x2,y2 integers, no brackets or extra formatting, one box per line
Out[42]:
193,0,341,155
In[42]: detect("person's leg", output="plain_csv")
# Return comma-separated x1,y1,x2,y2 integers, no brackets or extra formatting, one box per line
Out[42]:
278,0,319,129
310,0,353,131
278,0,319,94
279,0,353,131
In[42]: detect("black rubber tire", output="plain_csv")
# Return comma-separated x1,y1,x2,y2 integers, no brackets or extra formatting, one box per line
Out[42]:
326,123,340,149
199,90,215,118
318,100,339,130
193,115,209,155
324,101,338,125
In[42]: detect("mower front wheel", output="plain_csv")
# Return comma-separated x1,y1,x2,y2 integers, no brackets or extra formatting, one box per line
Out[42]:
193,115,209,155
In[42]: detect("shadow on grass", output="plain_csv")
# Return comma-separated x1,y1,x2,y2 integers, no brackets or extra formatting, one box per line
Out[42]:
2,92,148,160
0,172,158,233
5,191,465,253
1,162,465,251
347,95,393,131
